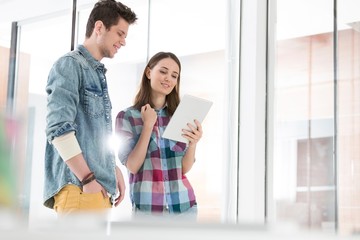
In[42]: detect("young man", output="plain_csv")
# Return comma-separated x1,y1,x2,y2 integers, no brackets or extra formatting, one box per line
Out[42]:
44,0,137,215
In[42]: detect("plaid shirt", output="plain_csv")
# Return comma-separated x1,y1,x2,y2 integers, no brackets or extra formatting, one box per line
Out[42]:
115,106,197,213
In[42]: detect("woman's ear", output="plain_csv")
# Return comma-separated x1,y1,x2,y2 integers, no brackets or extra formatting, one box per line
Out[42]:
145,67,151,79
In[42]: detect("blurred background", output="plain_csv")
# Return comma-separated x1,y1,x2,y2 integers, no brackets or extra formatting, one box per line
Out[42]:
0,0,359,238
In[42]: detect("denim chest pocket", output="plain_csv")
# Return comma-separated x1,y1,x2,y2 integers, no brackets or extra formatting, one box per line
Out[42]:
83,88,105,118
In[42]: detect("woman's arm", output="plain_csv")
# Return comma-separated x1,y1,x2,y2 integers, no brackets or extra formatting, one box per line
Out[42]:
125,104,157,174
182,144,197,174
181,119,202,174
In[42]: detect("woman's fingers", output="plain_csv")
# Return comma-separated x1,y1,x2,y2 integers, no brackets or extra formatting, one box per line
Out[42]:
182,119,203,143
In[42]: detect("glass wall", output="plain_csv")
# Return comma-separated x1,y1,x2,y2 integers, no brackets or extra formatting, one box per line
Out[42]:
15,13,73,227
270,0,360,235
4,0,233,227
4,0,359,235
0,18,13,112
148,0,226,222
337,0,360,235
271,0,336,231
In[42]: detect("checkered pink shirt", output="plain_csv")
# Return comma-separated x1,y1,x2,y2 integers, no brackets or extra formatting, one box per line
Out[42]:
115,106,197,213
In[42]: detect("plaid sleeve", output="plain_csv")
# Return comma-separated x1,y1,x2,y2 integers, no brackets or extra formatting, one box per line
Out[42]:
115,109,137,166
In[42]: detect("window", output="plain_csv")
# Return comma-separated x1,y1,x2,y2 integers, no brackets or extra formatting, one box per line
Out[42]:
270,0,360,234
8,0,236,226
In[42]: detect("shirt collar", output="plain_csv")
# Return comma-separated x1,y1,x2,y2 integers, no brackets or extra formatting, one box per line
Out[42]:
155,105,167,114
77,44,107,73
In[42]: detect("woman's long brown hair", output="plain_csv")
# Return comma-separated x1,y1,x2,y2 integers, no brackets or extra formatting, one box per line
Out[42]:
133,52,181,116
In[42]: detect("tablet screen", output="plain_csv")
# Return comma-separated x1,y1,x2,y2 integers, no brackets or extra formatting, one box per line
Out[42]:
162,94,213,143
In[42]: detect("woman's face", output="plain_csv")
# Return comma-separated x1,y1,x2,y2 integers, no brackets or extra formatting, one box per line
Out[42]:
146,57,179,97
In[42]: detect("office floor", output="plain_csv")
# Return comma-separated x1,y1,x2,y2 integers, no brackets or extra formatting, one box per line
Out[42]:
1,211,358,240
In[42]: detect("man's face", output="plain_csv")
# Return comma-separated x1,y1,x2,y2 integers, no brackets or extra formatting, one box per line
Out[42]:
97,18,130,59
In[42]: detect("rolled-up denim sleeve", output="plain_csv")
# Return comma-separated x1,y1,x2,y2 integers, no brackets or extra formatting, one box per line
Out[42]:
45,56,80,143
115,111,137,166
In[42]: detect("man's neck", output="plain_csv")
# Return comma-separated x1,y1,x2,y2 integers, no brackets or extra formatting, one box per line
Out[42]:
83,40,102,61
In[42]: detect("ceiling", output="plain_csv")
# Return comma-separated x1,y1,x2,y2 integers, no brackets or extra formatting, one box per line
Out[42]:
1,0,360,47
0,0,95,23
0,0,95,46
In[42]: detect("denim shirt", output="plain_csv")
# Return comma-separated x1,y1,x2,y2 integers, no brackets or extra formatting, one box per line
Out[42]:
44,45,116,209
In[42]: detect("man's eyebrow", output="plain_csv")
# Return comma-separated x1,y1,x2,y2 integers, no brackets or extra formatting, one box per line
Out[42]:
118,29,126,37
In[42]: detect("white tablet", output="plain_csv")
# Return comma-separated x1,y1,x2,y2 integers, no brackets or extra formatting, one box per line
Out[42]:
162,94,213,143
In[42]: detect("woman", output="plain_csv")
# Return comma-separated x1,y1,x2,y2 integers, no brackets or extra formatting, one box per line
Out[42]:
115,52,202,220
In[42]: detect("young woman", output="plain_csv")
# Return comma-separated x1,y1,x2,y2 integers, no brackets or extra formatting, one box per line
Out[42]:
115,52,202,220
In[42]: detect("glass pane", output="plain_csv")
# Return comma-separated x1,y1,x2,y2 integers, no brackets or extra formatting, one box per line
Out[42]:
77,0,148,64
337,0,360,235
0,23,11,111
0,22,16,211
272,0,336,231
9,0,233,226
91,0,149,221
14,14,72,227
148,0,227,222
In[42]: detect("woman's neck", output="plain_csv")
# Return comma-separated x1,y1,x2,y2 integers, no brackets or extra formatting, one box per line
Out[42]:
151,94,166,110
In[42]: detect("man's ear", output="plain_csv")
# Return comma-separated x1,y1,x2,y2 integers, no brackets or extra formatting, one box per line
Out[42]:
94,20,104,35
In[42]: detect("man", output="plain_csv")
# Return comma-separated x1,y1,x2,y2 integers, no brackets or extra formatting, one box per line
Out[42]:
44,0,137,215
